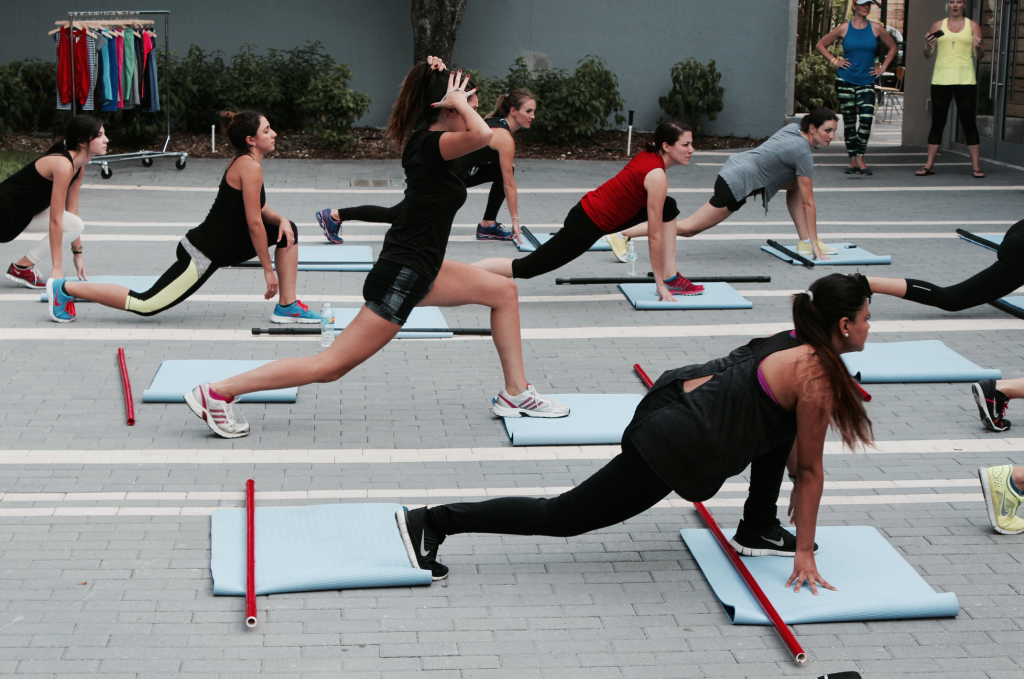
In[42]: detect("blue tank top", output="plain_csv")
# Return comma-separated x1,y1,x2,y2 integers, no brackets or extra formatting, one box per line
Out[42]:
837,21,878,86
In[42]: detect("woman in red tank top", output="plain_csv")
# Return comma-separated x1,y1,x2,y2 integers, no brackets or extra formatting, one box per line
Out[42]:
472,121,704,301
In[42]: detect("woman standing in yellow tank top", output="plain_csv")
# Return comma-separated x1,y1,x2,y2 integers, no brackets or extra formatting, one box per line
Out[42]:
917,0,985,178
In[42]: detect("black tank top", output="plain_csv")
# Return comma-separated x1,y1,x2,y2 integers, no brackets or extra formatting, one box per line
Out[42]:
0,150,81,243
623,330,804,502
184,158,266,265
454,117,510,174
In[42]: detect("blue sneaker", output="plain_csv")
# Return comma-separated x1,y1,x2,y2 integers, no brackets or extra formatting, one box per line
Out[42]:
316,208,344,244
46,278,76,323
271,299,320,324
476,222,514,241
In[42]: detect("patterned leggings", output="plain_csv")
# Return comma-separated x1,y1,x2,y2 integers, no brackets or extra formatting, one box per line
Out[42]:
835,79,876,158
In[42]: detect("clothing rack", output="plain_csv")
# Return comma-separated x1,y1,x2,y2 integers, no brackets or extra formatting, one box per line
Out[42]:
60,10,186,178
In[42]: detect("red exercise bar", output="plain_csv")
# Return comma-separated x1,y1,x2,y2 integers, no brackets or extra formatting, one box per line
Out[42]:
117,348,135,426
633,362,808,664
245,479,257,628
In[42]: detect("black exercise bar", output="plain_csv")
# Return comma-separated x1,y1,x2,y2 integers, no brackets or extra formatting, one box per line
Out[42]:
555,275,771,285
766,239,814,268
955,228,1001,251
520,226,543,249
989,299,1024,321
251,327,491,336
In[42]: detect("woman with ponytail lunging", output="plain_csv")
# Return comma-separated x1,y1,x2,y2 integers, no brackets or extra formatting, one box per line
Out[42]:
473,120,704,302
46,112,318,324
404,274,874,587
2,115,106,289
184,60,568,439
316,89,536,244
610,108,840,277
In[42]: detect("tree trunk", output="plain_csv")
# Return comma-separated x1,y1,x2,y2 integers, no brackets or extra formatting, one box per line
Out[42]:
411,0,468,64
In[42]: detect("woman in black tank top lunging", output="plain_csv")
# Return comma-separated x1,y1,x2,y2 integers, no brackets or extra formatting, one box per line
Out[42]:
404,274,874,594
1,115,106,289
46,112,318,324
315,90,536,244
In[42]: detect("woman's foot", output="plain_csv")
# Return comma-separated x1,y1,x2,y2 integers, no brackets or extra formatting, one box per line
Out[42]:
403,507,449,580
605,233,630,262
316,208,344,244
973,169,986,179
5,263,45,289
476,222,515,241
844,166,859,175
915,167,935,176
663,273,704,296
46,279,76,322
978,465,1024,534
271,300,320,324
858,167,873,176
184,383,250,438
492,384,570,418
972,379,1010,432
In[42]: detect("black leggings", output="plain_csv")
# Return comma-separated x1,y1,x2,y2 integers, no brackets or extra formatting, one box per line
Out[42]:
902,219,1024,312
928,84,980,146
124,243,219,316
511,198,680,280
427,437,792,539
336,162,508,225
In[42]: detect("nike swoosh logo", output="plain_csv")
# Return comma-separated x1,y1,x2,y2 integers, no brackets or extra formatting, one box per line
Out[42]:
762,536,785,547
419,531,430,558
1001,492,1013,517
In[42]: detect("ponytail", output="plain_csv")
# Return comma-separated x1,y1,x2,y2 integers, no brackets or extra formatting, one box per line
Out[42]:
45,114,103,156
489,89,535,119
800,107,838,134
385,62,454,147
792,273,873,450
644,120,691,153
218,110,265,156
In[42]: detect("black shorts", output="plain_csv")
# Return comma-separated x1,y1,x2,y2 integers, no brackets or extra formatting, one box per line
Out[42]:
362,259,434,325
708,176,747,212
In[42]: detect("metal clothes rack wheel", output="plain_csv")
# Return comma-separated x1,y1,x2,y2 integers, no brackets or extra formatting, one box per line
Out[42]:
65,10,187,178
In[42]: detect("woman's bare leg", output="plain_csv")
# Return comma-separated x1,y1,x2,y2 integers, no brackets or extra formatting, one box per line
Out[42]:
419,259,527,395
619,202,731,242
274,245,298,306
62,281,130,310
995,378,1024,400
863,276,908,298
211,306,400,398
470,257,514,278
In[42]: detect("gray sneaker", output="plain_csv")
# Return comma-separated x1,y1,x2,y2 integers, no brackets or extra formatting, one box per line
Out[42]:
184,383,250,438
492,384,570,418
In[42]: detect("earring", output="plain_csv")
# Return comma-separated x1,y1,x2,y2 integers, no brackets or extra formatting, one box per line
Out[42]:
844,333,849,337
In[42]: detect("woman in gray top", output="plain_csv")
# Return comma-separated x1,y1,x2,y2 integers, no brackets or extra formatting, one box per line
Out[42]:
612,108,839,275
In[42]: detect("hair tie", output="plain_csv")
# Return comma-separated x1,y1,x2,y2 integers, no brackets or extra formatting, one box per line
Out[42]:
804,290,814,301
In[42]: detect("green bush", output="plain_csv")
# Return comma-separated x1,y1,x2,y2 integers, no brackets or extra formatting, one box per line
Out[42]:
0,59,61,136
268,42,336,130
166,45,229,132
221,43,284,118
658,58,725,137
298,64,372,149
0,63,32,136
460,68,505,118
794,45,840,113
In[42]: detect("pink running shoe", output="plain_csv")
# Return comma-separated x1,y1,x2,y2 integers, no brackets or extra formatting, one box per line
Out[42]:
5,263,45,289
184,383,250,438
664,273,704,296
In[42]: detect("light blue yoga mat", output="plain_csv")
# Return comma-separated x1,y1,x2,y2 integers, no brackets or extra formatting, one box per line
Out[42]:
501,393,643,446
960,232,1003,252
841,340,1001,383
143,360,298,403
332,306,452,339
210,503,432,596
239,245,374,271
516,232,611,252
1000,296,1024,313
618,282,753,310
40,275,160,302
681,525,959,625
761,243,891,266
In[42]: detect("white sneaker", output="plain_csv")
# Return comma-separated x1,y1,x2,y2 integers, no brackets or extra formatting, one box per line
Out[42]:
184,383,250,438
604,233,630,263
492,384,570,418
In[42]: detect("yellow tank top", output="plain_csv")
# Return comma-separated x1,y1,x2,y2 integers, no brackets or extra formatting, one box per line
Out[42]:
932,18,977,85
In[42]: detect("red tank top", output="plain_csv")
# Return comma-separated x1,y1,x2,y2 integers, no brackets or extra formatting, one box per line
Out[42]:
580,151,666,231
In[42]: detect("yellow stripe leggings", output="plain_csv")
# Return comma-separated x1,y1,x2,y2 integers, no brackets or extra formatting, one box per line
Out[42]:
124,243,217,316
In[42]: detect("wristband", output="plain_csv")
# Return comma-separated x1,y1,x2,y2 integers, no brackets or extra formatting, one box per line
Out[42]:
71,247,83,255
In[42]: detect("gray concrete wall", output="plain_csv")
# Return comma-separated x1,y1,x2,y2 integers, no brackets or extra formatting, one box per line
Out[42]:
902,0,948,146
4,0,792,137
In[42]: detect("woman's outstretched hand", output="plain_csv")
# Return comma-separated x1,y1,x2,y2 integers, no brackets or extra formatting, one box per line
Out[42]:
431,70,478,109
263,269,279,300
656,283,676,303
785,551,837,595
73,252,87,281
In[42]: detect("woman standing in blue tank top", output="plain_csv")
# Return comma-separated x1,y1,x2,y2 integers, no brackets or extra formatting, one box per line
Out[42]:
816,0,897,176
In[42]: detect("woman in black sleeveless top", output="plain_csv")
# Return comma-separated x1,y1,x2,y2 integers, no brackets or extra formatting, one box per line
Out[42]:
315,90,536,244
406,274,875,593
47,112,317,324
1,115,106,289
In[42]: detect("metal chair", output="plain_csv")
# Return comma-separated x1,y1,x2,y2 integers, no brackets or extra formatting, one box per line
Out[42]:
875,66,905,122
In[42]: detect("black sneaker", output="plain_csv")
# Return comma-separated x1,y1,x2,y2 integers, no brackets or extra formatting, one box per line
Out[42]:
972,379,1011,432
729,520,818,557
404,507,449,580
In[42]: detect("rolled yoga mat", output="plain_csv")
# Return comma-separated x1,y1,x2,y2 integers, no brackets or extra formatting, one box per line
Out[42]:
40,275,160,302
680,525,959,625
500,393,643,446
234,245,374,271
617,282,753,310
143,360,298,403
332,306,452,338
841,340,1001,383
761,243,891,266
211,503,432,596
515,232,611,253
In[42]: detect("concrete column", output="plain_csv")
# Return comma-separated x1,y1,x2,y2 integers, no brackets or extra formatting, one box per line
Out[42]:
902,0,948,145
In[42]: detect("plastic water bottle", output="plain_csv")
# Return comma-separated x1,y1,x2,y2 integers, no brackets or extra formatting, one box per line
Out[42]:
320,303,335,347
626,241,638,277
